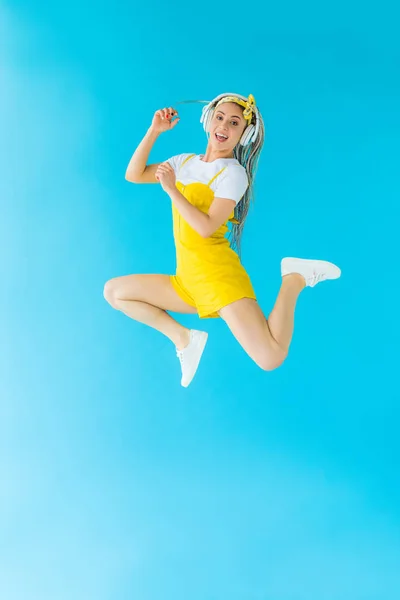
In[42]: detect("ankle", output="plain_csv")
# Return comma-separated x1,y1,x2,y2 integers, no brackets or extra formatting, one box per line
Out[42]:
282,273,306,290
175,328,191,351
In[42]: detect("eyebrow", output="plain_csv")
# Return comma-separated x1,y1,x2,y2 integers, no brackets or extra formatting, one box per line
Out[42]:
216,109,243,120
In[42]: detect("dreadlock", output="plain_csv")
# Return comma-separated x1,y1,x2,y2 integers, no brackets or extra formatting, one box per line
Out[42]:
230,110,265,255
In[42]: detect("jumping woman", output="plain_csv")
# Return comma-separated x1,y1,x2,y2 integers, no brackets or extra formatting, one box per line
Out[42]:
104,93,341,387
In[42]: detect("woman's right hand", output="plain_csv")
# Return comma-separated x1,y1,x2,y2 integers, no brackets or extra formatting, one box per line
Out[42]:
150,107,180,134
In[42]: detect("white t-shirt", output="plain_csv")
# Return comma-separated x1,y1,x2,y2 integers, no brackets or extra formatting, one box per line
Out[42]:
167,153,248,206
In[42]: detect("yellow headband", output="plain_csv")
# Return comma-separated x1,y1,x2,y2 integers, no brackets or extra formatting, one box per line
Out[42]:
215,93,256,124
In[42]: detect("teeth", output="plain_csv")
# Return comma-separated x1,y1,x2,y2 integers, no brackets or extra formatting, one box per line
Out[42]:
216,133,228,139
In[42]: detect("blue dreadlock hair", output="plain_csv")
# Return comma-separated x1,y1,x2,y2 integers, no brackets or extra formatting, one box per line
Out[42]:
231,110,265,255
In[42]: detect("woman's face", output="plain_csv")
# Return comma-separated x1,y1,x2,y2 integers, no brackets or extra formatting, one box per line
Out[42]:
209,102,248,151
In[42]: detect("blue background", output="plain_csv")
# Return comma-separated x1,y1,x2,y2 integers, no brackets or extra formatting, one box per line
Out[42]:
1,2,399,599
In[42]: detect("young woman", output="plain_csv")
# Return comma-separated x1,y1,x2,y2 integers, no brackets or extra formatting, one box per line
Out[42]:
104,93,341,387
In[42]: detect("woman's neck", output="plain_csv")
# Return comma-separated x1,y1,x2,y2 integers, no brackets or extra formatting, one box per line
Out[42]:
200,145,235,163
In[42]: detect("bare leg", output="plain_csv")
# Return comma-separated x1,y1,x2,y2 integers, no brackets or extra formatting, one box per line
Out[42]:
267,273,305,353
103,274,197,350
219,274,305,370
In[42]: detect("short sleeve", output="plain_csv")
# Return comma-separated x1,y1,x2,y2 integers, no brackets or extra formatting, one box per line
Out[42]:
166,153,193,173
213,164,249,205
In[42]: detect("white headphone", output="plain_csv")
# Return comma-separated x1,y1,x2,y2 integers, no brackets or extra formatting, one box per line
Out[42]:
200,92,261,147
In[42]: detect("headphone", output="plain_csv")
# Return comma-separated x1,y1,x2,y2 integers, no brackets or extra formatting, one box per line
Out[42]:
176,93,261,147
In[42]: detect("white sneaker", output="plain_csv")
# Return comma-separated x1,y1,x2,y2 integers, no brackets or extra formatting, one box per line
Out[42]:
281,257,341,288
176,329,208,387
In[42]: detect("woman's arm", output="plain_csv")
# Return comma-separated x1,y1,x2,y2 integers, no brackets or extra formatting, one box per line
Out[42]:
168,187,236,238
125,127,161,183
156,161,236,237
125,107,180,183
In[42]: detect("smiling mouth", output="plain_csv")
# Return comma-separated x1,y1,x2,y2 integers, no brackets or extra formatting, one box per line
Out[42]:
215,133,228,142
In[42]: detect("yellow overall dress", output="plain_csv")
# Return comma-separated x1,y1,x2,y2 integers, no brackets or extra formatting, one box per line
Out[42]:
170,154,257,318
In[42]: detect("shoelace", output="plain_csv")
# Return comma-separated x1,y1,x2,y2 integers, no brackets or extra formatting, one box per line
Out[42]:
176,333,192,367
308,271,326,286
176,349,184,366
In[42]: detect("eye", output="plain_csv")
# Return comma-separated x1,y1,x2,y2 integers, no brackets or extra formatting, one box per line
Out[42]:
216,115,239,126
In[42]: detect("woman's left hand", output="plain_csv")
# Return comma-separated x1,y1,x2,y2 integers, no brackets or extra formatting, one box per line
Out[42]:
155,162,176,193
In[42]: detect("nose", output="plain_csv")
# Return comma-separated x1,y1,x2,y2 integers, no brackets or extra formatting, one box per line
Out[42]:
218,118,229,131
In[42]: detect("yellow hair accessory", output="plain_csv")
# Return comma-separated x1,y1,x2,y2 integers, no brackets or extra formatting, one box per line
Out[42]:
215,93,256,124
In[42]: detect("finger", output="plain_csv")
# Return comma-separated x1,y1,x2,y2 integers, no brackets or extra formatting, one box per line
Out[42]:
156,109,166,121
167,107,177,120
165,107,177,121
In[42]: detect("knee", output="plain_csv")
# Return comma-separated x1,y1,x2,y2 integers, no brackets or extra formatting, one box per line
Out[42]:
256,350,287,372
103,278,119,308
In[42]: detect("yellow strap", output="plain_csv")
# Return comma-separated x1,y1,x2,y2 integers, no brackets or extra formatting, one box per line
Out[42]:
207,167,226,186
179,154,196,171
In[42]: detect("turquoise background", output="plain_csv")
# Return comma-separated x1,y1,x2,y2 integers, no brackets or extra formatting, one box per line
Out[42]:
1,2,399,599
